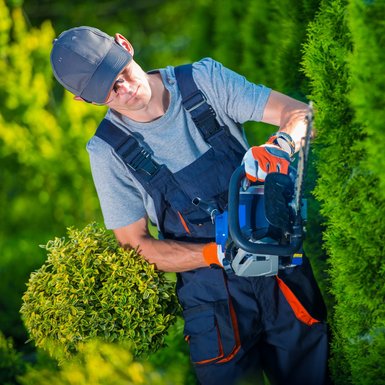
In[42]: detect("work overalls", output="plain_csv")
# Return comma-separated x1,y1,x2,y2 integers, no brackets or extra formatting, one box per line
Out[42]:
95,64,329,385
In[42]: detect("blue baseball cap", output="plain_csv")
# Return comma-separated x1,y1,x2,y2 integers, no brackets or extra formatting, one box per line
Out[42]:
50,26,132,104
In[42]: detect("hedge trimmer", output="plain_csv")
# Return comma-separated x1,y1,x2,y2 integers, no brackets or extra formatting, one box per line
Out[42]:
216,104,314,277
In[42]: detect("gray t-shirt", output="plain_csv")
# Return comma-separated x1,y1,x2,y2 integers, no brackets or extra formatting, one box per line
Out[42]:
87,58,271,230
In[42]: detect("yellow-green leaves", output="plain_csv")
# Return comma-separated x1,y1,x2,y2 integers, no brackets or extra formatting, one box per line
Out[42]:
20,223,179,360
20,339,175,385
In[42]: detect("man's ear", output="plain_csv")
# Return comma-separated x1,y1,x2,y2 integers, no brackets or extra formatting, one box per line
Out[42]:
114,33,134,56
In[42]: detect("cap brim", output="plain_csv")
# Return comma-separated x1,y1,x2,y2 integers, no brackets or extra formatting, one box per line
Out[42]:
81,43,132,104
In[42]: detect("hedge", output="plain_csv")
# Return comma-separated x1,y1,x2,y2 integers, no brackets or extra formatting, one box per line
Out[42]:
302,0,385,383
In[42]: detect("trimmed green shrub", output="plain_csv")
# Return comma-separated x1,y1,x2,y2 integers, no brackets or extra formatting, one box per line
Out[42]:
302,0,357,382
333,1,385,384
346,3,385,383
19,339,177,385
20,223,179,360
302,0,385,384
0,330,25,385
347,0,385,195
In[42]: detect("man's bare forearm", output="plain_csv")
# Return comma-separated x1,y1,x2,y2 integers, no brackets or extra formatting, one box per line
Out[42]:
262,90,310,152
133,237,207,272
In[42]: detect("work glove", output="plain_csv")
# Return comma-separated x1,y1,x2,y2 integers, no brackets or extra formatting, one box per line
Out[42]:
243,132,295,183
202,242,231,271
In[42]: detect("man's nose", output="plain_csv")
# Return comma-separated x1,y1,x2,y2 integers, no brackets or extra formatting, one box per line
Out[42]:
116,80,133,95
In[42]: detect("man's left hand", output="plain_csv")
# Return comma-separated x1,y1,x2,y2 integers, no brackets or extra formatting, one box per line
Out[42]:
242,132,294,183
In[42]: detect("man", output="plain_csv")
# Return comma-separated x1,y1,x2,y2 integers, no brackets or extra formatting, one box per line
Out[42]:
51,26,328,385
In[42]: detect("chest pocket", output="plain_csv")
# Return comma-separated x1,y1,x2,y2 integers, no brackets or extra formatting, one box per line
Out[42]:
148,161,228,240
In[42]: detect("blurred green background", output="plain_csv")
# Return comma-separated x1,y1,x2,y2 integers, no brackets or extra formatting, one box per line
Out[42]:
1,0,385,384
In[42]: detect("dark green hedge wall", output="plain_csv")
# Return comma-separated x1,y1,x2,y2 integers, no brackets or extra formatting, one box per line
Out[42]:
302,0,385,383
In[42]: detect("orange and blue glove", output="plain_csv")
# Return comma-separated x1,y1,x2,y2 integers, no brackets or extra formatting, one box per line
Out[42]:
202,242,224,267
202,242,228,269
243,132,295,183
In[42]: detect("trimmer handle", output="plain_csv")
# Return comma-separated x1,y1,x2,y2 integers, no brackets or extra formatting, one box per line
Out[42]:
228,166,302,256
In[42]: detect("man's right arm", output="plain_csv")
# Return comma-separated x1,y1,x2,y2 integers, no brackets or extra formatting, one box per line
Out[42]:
88,138,216,273
114,217,208,273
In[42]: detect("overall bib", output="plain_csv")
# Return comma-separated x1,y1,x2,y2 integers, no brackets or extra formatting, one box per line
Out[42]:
95,64,329,385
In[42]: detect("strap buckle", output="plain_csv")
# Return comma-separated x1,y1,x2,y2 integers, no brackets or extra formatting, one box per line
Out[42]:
128,149,160,176
183,90,207,112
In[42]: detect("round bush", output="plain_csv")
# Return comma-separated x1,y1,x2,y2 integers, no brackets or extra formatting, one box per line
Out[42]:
20,223,179,359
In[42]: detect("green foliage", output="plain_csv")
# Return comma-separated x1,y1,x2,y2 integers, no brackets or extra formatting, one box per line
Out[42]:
148,317,196,385
302,0,355,318
20,223,179,360
0,330,25,385
230,0,321,146
237,0,271,86
347,0,385,197
212,0,244,70
0,0,105,243
2,0,384,384
302,0,356,382
0,246,45,352
342,1,385,384
350,329,385,385
0,0,105,350
19,339,177,385
21,0,205,70
267,0,321,98
302,0,385,383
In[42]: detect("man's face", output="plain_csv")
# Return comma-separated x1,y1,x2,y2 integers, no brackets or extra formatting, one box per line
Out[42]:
103,60,152,111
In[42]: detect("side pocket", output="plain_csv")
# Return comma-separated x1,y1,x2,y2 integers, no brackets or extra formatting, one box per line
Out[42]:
277,255,327,323
183,300,241,365
276,276,320,326
183,306,224,364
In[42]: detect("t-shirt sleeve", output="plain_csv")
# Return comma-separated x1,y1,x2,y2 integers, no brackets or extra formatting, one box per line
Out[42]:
87,136,147,230
193,58,271,124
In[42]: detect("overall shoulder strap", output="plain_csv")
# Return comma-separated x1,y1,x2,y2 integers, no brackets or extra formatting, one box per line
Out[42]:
95,118,161,177
174,64,222,142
